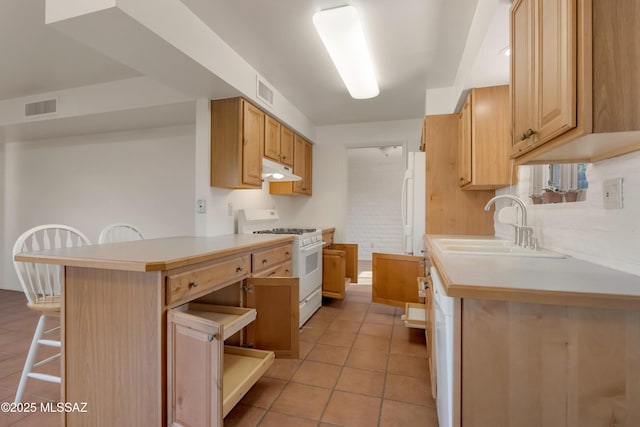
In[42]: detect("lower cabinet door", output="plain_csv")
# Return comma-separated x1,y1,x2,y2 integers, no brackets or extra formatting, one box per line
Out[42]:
243,277,300,359
168,306,275,426
372,253,425,307
322,249,346,299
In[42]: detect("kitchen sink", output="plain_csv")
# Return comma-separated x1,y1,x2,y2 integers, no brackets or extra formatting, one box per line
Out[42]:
431,237,566,258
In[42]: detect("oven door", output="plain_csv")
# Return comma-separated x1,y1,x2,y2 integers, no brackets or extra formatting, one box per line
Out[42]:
297,241,324,300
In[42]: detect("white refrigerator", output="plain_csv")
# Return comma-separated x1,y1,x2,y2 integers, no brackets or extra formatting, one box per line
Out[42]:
401,151,426,255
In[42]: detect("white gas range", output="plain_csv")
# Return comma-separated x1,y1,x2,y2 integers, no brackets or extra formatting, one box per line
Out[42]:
238,209,323,327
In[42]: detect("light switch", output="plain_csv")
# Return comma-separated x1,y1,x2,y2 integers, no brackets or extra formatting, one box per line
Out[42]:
197,199,206,214
603,178,623,209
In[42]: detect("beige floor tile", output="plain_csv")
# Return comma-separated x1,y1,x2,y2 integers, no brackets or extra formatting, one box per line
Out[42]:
387,353,430,379
223,403,265,427
321,390,381,427
271,383,331,420
335,366,385,397
306,343,350,366
239,377,286,409
384,374,434,407
380,399,439,427
335,309,367,322
345,348,389,372
291,360,341,389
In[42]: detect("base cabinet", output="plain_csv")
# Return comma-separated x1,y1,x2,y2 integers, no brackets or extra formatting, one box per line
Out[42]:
372,253,425,307
322,243,358,299
168,304,274,426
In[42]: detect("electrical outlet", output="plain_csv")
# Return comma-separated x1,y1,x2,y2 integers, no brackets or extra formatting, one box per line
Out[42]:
603,178,623,209
196,199,206,214
227,203,233,216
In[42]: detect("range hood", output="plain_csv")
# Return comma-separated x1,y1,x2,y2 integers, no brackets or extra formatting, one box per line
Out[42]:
261,158,302,182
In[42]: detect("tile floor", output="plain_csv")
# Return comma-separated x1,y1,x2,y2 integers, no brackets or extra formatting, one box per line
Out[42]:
0,285,437,426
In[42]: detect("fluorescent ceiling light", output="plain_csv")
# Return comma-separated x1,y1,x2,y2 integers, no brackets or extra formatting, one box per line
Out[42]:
313,6,379,99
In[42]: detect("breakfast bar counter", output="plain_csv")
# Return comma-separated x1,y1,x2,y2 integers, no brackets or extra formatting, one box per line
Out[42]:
15,234,298,426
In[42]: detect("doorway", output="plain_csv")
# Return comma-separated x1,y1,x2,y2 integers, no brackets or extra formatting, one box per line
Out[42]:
345,145,405,283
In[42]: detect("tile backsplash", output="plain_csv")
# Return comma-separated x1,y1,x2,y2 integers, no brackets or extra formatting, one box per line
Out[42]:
495,150,640,276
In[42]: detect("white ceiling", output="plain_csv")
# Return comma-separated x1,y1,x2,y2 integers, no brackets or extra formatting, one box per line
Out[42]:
0,0,510,127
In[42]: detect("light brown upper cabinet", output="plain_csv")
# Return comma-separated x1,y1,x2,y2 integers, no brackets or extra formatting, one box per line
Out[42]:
511,0,640,164
270,134,313,196
264,116,294,167
211,97,264,189
458,85,511,190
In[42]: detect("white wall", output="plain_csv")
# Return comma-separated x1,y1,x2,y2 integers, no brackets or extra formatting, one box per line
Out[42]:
2,124,196,291
346,147,404,260
495,151,640,276
290,119,422,243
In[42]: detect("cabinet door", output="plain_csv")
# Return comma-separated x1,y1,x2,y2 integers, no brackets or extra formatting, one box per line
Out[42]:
511,0,536,154
168,310,223,427
536,0,577,144
292,135,307,194
512,0,577,154
458,94,472,187
332,243,358,283
372,253,424,307
280,126,294,167
264,115,281,163
242,101,264,187
243,277,299,358
322,249,346,299
303,140,313,195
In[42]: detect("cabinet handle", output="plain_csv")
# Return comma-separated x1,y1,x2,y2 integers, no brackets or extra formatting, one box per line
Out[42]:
269,271,277,276
520,128,536,141
207,333,218,342
460,177,464,181
285,251,290,256
189,281,199,288
285,269,290,274
262,259,268,264
236,266,244,273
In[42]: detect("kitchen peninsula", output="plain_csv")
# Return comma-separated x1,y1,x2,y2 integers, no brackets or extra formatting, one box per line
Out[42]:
425,235,640,427
14,234,300,426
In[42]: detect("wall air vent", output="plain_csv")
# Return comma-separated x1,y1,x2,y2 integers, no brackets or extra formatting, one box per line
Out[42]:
256,77,274,108
24,98,58,118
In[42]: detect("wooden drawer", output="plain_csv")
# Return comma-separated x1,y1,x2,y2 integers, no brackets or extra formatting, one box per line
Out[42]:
168,307,274,426
252,261,292,278
252,244,291,273
166,255,250,304
401,302,427,329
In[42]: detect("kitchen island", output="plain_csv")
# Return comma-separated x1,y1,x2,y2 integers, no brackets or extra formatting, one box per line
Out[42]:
425,234,640,427
14,234,299,426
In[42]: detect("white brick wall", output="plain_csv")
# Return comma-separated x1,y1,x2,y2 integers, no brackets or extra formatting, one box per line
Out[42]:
495,150,640,276
346,147,404,261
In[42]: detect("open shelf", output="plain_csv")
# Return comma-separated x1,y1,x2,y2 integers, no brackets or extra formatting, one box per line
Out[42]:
181,303,257,340
222,346,274,417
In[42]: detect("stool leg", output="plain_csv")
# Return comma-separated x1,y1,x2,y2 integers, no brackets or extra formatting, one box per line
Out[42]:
14,315,46,403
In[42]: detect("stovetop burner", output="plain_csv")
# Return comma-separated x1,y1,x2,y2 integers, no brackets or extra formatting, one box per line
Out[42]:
253,227,317,235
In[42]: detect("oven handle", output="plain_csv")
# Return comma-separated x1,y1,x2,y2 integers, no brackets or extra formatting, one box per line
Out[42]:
300,241,325,253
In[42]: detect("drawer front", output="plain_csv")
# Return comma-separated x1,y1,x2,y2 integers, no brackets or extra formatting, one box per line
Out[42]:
253,261,292,278
252,244,292,273
167,255,250,304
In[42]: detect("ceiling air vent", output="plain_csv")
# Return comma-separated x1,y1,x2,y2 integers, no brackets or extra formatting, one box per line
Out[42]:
24,98,58,118
256,77,274,108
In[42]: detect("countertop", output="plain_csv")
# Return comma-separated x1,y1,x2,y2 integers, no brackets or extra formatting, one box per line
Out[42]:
14,234,294,272
425,234,640,310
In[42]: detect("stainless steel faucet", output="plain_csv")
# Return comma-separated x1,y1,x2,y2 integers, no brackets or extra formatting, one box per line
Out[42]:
484,195,535,248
